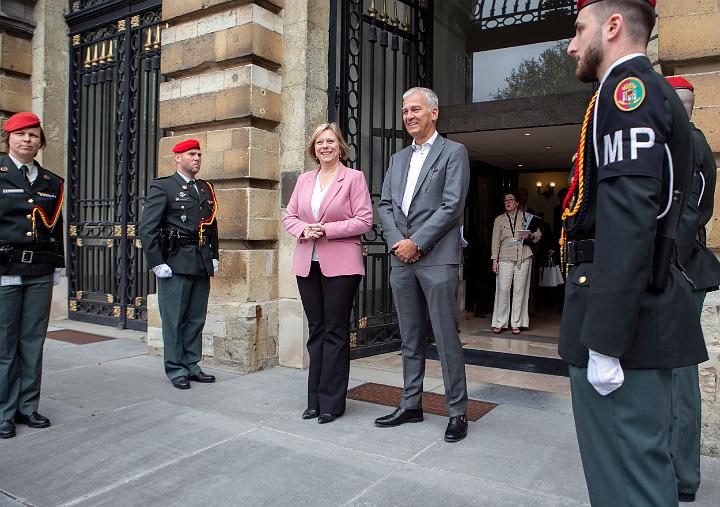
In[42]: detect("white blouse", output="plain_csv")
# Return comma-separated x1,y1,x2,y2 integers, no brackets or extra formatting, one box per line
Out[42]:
310,175,329,261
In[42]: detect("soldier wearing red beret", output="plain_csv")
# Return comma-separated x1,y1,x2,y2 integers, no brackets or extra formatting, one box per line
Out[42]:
0,113,65,439
560,0,708,504
138,139,219,389
668,75,720,502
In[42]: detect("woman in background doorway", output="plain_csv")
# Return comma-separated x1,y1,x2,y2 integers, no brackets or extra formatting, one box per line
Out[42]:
490,192,541,334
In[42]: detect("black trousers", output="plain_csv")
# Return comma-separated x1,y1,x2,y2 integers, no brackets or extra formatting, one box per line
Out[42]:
297,262,361,415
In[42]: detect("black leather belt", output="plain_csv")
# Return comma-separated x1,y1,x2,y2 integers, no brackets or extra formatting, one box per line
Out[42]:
177,236,207,246
8,250,63,265
566,239,595,265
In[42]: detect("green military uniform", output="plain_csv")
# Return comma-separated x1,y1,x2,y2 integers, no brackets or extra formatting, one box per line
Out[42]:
0,154,64,423
558,55,708,505
138,172,219,380
671,123,720,500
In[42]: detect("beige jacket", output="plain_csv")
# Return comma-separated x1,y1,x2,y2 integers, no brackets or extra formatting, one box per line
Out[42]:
490,211,541,263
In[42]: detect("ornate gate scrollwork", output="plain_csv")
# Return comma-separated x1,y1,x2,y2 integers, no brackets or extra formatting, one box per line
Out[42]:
329,0,434,358
66,2,162,329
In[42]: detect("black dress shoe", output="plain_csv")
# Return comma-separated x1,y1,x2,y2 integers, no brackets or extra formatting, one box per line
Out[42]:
444,415,468,443
317,414,338,424
171,376,190,389
188,371,215,383
0,420,15,439
374,407,423,427
302,409,319,419
678,492,696,502
14,412,51,428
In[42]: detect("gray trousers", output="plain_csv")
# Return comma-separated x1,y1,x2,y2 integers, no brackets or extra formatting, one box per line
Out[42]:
157,274,210,380
390,264,467,417
569,365,678,506
0,274,53,420
670,290,705,496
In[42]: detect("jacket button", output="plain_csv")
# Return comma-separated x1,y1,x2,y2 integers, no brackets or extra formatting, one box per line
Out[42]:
26,231,32,237
578,276,587,284
181,205,185,209
28,198,34,204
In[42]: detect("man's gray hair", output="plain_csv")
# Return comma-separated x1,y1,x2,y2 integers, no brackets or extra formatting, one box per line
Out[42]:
403,87,439,109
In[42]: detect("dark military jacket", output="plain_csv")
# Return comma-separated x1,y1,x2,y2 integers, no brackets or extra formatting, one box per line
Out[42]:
0,154,64,276
138,172,219,277
677,125,720,291
558,55,708,369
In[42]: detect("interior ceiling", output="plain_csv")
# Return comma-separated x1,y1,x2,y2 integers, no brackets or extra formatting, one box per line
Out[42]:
447,124,581,171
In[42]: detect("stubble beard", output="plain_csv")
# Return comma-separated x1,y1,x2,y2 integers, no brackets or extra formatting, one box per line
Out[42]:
575,34,603,83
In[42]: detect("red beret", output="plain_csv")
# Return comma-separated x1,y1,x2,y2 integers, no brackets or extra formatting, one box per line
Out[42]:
3,112,41,133
666,76,694,92
577,0,656,10
172,139,201,153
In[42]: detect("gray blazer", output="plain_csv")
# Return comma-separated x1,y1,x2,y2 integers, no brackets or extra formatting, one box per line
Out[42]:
378,134,470,267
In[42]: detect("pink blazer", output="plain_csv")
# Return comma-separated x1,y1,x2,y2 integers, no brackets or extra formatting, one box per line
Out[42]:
283,164,373,277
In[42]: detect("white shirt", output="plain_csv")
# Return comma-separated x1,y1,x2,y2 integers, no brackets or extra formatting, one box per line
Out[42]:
310,174,330,261
9,154,38,184
401,130,438,216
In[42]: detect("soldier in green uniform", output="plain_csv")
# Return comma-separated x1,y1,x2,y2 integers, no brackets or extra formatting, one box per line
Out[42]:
667,75,720,503
0,112,65,439
560,1,709,504
139,139,219,389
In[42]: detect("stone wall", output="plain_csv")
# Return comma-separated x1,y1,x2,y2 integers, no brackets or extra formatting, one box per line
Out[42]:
658,0,720,456
277,0,330,368
149,0,285,373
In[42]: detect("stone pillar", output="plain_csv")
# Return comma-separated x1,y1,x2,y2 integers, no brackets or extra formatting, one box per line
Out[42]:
32,0,69,321
150,0,284,373
0,0,34,130
658,0,720,456
277,0,330,368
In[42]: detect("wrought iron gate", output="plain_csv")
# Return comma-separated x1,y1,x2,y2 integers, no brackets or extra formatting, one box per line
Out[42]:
329,0,434,358
66,1,163,330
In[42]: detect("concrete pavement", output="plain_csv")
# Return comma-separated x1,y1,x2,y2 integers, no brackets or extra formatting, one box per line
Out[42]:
1,327,718,506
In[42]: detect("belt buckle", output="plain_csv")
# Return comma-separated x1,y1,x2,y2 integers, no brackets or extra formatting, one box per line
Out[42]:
566,242,577,266
20,250,34,263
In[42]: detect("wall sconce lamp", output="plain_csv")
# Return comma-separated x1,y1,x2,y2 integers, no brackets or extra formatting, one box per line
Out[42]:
536,181,556,198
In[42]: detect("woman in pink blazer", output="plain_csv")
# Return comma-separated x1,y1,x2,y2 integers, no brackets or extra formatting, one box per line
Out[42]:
283,123,372,424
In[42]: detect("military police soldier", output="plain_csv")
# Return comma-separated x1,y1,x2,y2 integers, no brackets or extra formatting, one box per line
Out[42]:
0,112,64,439
560,0,708,504
139,139,219,389
667,75,720,503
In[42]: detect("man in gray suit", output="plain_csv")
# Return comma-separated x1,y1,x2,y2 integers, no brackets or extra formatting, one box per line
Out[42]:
375,87,470,442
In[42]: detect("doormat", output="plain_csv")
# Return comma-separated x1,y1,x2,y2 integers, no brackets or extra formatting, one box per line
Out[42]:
347,382,497,421
46,329,115,345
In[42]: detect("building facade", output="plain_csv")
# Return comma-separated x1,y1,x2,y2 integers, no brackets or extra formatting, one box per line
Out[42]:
2,0,719,455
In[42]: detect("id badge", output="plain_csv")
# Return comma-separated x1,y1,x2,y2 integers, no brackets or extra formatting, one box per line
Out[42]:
1,275,22,286
508,239,520,246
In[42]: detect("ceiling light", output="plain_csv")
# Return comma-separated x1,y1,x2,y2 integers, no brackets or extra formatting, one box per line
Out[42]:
523,133,531,136
546,146,552,149
517,164,523,167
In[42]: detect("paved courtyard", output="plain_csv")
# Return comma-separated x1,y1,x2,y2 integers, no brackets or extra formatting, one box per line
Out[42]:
1,325,718,506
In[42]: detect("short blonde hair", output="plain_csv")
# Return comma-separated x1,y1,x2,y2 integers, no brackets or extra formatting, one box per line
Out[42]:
306,123,350,163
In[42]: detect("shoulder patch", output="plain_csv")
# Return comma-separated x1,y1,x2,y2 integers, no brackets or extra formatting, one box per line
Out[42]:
614,77,646,112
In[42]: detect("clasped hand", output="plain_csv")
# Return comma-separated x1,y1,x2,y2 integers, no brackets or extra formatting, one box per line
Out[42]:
303,223,325,239
392,239,421,264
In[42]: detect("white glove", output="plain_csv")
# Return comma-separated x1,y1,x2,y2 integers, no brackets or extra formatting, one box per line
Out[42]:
53,268,62,286
152,264,173,278
587,349,624,396
212,259,219,273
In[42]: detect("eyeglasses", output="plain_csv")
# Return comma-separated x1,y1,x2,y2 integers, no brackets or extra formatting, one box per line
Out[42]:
504,199,516,203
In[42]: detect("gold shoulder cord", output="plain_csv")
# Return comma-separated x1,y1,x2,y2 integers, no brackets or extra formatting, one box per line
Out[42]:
560,91,599,274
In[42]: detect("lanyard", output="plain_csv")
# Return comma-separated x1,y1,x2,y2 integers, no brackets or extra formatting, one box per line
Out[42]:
506,211,525,236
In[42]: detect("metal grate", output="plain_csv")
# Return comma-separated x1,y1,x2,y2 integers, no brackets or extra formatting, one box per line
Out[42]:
347,382,497,421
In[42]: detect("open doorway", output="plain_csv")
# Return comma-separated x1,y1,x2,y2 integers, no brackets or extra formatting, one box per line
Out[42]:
448,124,580,374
